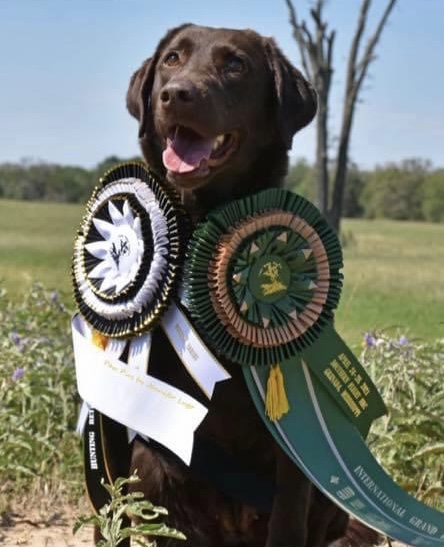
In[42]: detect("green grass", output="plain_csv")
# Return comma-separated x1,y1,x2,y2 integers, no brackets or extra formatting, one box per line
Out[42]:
0,199,442,345
337,218,444,345
0,199,82,300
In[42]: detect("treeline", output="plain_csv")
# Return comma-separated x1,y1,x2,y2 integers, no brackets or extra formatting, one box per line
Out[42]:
0,156,141,204
286,158,444,222
0,156,443,222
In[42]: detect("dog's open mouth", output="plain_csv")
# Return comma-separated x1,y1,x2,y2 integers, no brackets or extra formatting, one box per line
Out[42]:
162,125,238,177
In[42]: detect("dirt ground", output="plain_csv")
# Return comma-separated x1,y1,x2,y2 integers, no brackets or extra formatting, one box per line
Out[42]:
0,502,409,547
0,501,93,547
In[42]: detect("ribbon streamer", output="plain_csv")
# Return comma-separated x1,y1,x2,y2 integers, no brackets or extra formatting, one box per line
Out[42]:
72,314,207,464
244,362,444,546
75,326,153,443
161,302,231,399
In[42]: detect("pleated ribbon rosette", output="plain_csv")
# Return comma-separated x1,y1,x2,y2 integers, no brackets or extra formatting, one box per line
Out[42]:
72,162,185,337
183,188,386,432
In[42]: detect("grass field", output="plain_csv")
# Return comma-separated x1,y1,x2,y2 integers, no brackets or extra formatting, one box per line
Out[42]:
0,199,442,345
0,199,82,300
336,219,444,345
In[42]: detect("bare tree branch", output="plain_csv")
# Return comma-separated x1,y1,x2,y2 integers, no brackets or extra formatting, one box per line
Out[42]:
330,0,399,230
354,0,397,94
311,1,326,68
345,0,371,99
326,30,336,71
300,21,317,65
284,0,312,81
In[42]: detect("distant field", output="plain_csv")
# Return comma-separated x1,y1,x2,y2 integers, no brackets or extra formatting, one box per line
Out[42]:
0,199,82,301
337,218,444,345
0,199,442,345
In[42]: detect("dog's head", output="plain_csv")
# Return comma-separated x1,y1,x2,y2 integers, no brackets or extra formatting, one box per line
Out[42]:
127,24,316,205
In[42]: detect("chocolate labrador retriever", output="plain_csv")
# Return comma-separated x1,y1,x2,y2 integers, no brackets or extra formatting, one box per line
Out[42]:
122,23,376,547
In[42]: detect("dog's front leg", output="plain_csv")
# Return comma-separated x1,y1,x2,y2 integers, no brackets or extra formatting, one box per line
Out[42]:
266,445,312,547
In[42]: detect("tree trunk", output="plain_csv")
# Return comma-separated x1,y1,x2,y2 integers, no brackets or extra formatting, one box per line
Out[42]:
315,89,329,215
329,97,355,232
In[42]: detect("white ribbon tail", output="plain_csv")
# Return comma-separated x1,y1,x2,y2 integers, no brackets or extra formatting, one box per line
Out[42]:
75,327,145,436
161,302,231,399
127,334,152,444
127,333,151,372
72,314,207,464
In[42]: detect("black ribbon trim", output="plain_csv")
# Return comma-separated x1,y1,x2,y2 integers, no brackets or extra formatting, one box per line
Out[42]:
83,408,131,546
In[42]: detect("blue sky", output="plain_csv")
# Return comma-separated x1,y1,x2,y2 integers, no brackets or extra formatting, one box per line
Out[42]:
1,0,443,169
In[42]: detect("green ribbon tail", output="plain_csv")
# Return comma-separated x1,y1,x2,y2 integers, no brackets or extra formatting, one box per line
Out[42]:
301,324,387,437
243,362,444,546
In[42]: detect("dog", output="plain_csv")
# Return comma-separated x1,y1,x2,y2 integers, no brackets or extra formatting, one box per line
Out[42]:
121,23,377,547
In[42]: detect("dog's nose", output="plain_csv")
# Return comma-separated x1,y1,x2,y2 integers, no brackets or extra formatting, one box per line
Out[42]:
160,82,196,107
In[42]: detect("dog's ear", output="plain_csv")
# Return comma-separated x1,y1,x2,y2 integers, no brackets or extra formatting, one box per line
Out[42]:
264,38,317,149
126,57,153,138
126,24,193,139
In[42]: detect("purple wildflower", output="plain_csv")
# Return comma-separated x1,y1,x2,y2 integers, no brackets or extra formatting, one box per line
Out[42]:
12,367,25,381
398,335,409,346
9,331,21,346
50,290,59,303
364,332,376,348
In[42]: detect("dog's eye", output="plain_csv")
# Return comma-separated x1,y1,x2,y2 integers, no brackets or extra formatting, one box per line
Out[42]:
164,51,180,67
224,56,245,74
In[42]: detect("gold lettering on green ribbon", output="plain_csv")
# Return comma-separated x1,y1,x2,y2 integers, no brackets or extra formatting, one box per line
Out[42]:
322,351,375,421
341,390,362,417
330,359,350,384
260,262,288,296
324,368,342,392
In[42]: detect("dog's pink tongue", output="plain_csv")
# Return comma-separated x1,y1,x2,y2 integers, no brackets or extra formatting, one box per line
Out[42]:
163,129,214,173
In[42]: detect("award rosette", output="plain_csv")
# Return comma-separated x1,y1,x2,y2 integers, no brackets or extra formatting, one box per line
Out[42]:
184,188,385,432
184,188,444,546
72,162,185,337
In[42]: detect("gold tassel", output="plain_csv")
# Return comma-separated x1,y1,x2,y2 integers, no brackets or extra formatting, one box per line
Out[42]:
265,364,290,421
92,330,109,351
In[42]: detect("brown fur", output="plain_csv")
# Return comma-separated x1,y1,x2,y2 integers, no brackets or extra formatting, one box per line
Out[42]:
121,23,376,547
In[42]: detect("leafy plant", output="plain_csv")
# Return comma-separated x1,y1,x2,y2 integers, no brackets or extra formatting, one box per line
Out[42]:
74,472,186,546
363,330,444,509
0,284,82,505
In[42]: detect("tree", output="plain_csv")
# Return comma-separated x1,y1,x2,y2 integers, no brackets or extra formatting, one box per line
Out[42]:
361,159,429,221
422,169,444,223
285,158,315,202
284,0,397,232
342,163,367,218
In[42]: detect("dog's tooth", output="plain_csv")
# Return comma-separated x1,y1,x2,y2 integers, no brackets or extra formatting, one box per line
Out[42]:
212,134,226,152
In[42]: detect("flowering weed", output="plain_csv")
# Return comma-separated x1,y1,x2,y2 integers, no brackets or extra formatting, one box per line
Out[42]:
364,330,444,509
0,284,82,508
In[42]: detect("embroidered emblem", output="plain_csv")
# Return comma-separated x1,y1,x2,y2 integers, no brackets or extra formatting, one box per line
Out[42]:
260,261,288,297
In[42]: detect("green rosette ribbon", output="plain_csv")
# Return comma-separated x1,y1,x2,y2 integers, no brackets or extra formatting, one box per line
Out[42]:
72,162,187,337
184,188,385,435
